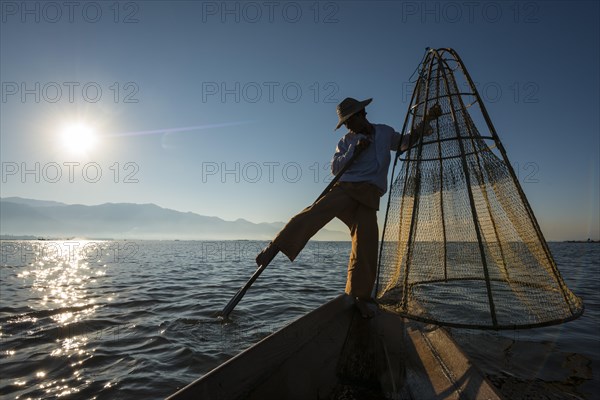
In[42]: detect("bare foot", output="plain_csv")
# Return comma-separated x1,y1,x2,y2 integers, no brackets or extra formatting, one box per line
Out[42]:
353,297,375,319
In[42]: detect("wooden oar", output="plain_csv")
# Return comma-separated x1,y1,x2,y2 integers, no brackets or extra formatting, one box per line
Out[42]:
219,145,367,319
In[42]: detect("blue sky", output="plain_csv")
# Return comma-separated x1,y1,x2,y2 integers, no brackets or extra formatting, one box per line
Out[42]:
1,0,598,241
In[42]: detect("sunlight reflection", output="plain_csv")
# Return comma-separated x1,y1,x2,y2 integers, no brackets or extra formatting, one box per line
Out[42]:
26,241,104,315
10,240,110,398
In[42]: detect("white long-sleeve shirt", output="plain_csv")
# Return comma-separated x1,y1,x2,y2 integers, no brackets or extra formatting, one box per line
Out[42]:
331,124,411,195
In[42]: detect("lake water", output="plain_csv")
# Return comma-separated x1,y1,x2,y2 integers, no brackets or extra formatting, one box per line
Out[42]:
0,240,598,399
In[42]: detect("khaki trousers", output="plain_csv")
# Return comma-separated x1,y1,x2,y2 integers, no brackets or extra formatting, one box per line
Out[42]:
273,182,381,299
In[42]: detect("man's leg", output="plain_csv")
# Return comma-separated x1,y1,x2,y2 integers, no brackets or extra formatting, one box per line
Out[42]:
345,204,379,300
257,185,354,265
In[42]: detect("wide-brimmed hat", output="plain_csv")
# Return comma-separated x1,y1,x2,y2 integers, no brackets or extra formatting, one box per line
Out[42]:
334,97,372,130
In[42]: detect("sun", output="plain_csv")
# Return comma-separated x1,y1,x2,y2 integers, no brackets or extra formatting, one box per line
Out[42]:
61,123,98,154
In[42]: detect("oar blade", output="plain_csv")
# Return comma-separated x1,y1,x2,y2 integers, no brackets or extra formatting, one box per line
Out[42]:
218,264,268,319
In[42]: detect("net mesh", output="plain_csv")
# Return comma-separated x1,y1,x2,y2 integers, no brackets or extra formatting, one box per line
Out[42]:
376,48,583,329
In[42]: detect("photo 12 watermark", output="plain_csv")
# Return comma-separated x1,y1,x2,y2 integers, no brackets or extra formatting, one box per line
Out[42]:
1,1,141,23
201,81,340,104
195,240,349,264
201,161,337,184
1,81,140,104
200,1,340,24
1,161,140,184
401,81,540,104
398,1,541,24
512,161,540,184
0,240,140,266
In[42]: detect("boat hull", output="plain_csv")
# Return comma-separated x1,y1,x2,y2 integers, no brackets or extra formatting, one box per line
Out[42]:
167,295,503,399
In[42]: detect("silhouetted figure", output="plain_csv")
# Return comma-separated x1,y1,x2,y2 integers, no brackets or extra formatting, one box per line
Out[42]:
256,97,441,318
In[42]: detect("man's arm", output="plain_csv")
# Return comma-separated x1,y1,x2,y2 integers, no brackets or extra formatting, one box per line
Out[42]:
396,104,442,152
331,137,355,176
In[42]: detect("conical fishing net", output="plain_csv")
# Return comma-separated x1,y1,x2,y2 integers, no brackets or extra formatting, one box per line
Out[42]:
376,48,583,329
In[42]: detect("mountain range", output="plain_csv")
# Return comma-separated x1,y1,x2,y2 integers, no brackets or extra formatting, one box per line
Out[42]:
0,197,348,240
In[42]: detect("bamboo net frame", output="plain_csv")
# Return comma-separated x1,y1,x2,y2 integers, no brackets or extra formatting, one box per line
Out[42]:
376,48,583,329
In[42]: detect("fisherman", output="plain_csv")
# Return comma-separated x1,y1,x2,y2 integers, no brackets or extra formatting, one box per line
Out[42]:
256,97,442,318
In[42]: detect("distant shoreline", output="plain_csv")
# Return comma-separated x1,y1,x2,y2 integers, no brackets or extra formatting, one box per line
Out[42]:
0,235,598,243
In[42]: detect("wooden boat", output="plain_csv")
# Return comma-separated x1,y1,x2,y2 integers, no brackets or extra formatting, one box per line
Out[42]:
167,295,503,399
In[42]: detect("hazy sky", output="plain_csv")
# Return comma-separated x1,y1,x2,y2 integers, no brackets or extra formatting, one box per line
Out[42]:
1,0,598,241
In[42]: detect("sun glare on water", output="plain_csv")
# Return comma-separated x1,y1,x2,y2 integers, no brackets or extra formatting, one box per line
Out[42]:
61,123,98,155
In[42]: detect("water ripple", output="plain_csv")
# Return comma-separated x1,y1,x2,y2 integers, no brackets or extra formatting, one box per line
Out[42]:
0,240,597,399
